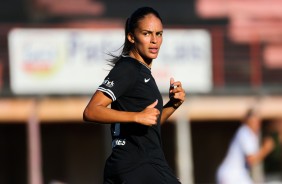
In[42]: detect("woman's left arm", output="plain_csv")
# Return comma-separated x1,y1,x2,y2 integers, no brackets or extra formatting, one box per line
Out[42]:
160,78,186,124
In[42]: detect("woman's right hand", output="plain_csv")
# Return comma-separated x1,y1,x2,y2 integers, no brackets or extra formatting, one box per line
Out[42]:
135,100,160,126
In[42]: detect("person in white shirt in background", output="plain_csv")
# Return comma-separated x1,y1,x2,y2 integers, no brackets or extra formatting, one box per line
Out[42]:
216,107,274,184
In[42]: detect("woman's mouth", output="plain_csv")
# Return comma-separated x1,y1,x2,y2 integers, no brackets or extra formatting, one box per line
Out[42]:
149,48,158,54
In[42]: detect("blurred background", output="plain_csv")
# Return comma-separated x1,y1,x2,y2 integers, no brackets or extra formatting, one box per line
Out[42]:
1,0,282,184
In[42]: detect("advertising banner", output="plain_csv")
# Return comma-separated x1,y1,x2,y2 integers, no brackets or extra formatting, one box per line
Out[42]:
9,28,212,95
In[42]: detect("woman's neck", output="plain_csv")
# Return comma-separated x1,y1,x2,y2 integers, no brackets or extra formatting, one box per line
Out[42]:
129,51,152,68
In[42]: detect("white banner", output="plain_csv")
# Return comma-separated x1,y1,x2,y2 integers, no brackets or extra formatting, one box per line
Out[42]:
8,28,212,95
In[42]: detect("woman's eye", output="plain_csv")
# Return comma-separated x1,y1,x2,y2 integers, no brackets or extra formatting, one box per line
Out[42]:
157,32,163,37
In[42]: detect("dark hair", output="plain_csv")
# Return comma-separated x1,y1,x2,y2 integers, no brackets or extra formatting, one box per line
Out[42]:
108,7,162,65
244,107,258,122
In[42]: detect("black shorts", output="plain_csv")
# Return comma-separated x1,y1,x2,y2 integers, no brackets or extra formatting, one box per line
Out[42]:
104,163,181,184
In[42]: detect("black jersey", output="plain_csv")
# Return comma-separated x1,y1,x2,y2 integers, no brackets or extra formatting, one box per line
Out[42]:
98,56,169,176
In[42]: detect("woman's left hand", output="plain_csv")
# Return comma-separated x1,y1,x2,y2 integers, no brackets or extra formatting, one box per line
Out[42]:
169,77,186,109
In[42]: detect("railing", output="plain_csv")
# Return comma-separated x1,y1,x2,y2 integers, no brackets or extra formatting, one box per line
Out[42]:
211,26,282,92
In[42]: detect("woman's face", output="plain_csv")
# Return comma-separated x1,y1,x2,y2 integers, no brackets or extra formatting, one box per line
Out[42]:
128,14,163,63
247,114,261,133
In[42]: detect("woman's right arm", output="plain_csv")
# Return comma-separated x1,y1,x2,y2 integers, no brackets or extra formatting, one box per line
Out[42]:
83,91,160,126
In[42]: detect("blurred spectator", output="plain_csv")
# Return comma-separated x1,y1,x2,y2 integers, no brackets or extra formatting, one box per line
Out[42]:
216,107,274,184
263,119,282,182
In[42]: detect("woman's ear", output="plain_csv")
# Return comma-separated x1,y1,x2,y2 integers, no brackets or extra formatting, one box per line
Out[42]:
127,33,135,43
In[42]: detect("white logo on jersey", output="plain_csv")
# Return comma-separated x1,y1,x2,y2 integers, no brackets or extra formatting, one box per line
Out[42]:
103,78,114,88
112,139,126,148
144,78,150,83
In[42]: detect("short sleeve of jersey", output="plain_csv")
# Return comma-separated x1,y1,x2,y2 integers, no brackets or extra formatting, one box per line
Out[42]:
97,60,138,101
239,125,259,156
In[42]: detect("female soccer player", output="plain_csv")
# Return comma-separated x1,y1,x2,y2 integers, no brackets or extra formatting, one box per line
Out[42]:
83,7,185,184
